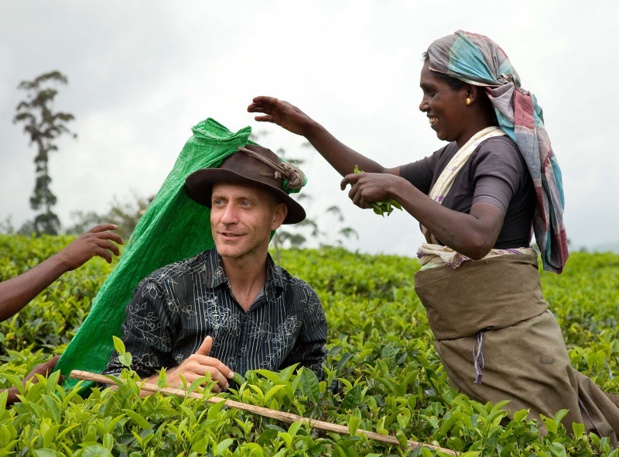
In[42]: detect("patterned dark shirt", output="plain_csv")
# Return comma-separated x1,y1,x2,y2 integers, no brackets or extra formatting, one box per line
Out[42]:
104,249,327,378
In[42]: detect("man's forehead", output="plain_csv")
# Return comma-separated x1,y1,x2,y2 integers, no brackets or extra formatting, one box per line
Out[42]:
211,182,274,200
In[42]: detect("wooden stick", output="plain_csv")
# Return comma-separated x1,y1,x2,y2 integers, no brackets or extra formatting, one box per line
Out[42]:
70,370,456,455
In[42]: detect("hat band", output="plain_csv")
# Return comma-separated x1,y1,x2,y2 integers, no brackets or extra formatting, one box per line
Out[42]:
236,146,304,191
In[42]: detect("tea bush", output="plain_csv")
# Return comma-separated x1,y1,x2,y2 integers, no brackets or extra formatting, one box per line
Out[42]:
1,234,619,456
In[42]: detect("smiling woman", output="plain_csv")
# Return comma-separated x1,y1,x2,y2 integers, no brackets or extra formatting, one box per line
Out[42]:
419,56,498,147
247,30,619,440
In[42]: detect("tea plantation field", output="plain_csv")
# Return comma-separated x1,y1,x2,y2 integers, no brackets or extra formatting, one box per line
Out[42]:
1,233,619,456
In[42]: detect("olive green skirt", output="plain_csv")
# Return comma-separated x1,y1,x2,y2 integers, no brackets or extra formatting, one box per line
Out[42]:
414,254,619,440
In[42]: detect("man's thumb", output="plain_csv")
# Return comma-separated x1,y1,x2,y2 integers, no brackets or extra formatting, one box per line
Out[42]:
196,336,213,356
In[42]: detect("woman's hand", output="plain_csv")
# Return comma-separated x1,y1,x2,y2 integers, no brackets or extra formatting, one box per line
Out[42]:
56,224,124,270
248,96,314,136
0,224,124,322
249,96,392,179
341,172,406,209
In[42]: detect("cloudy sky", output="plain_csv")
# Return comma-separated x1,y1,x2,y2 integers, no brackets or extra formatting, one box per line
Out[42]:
1,0,617,258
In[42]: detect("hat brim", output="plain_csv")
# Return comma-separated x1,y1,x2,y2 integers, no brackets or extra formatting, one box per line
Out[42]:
185,168,306,224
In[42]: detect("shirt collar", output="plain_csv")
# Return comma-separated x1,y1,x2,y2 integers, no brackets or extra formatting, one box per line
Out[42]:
203,249,285,295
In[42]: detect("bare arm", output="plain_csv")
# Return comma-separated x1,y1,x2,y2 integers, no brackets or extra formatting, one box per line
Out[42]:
342,173,504,259
249,96,504,257
3,355,60,405
0,224,124,322
248,96,399,177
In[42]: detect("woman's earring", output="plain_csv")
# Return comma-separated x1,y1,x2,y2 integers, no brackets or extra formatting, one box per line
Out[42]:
466,97,471,106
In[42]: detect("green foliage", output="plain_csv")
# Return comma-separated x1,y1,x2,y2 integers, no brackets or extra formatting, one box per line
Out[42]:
0,234,118,355
65,192,152,241
13,71,76,236
2,236,619,455
540,252,619,392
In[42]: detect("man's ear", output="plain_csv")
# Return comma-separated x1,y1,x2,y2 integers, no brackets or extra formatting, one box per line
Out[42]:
271,203,288,230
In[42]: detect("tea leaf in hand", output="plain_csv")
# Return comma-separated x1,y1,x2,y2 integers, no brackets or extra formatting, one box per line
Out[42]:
353,165,403,217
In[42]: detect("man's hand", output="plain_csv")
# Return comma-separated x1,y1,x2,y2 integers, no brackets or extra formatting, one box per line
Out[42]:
56,224,124,270
164,336,234,392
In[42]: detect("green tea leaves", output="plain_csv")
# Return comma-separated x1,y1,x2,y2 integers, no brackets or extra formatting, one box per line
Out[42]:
2,234,619,455
353,165,403,217
232,371,246,386
299,367,320,404
113,336,132,368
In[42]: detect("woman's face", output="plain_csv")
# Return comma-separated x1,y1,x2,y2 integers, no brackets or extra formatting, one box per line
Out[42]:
418,62,470,146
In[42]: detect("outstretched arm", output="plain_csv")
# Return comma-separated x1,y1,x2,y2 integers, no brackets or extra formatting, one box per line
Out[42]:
248,96,399,177
0,224,124,322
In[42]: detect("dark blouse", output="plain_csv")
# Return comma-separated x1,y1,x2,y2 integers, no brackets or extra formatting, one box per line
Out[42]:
104,249,327,378
399,136,535,249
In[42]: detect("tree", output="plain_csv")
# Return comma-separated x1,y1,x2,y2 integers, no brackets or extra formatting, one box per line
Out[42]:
13,71,76,235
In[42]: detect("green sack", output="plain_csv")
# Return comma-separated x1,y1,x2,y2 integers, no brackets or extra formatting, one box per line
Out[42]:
56,118,253,390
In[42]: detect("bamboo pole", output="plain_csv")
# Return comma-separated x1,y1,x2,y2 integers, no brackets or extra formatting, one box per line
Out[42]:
70,370,456,455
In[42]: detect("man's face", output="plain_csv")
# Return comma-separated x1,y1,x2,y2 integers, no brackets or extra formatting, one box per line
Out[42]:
210,182,287,263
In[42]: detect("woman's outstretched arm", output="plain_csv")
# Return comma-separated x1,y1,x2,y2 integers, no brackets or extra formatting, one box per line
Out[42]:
248,96,399,177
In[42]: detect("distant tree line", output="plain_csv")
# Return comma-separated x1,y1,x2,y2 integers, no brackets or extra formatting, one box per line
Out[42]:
0,192,151,242
7,71,357,255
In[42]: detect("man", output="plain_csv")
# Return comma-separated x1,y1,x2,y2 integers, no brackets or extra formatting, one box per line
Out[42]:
1,223,123,404
104,144,327,392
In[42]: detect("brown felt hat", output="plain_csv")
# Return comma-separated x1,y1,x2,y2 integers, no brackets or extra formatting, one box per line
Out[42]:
185,144,306,224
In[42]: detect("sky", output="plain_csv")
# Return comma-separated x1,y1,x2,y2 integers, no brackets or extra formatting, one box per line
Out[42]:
1,0,618,258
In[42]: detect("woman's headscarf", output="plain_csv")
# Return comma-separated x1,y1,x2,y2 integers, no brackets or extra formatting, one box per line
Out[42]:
426,30,569,274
